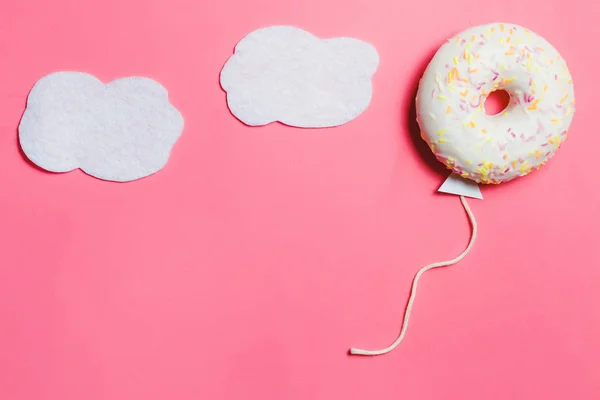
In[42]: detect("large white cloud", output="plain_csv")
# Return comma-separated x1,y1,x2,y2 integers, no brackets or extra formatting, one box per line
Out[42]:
19,72,184,182
220,26,379,128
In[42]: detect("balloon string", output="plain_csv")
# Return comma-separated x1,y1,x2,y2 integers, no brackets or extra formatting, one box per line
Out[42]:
350,195,477,356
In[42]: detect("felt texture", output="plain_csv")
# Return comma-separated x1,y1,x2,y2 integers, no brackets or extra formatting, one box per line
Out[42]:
19,72,184,182
2,2,600,400
220,26,379,128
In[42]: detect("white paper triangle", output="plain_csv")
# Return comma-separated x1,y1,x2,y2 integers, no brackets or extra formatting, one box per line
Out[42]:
438,173,483,200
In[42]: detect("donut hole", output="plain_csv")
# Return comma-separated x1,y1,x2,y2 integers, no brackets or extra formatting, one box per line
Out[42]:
484,89,511,116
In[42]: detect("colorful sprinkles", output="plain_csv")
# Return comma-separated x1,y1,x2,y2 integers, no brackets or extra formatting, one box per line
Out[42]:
416,23,575,184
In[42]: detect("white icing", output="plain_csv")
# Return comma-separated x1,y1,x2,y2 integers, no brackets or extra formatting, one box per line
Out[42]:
417,23,575,184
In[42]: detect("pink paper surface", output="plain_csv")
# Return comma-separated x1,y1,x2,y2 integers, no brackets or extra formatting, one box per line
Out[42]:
0,1,598,399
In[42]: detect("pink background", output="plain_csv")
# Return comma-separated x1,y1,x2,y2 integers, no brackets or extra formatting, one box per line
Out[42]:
1,1,599,399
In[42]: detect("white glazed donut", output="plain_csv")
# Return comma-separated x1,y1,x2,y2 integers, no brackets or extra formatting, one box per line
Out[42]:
416,23,575,184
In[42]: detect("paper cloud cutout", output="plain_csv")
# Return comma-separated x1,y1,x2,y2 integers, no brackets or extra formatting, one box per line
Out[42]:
220,26,379,128
19,72,184,182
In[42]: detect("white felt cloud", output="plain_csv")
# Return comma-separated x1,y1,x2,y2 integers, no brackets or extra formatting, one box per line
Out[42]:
19,72,184,182
220,26,379,128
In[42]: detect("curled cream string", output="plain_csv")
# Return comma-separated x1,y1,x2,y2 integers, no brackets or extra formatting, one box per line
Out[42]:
350,195,477,356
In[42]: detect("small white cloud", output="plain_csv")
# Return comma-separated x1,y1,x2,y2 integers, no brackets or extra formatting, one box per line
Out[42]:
19,72,184,182
220,26,379,128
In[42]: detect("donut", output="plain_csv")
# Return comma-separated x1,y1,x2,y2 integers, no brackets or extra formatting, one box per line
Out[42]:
416,23,575,184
